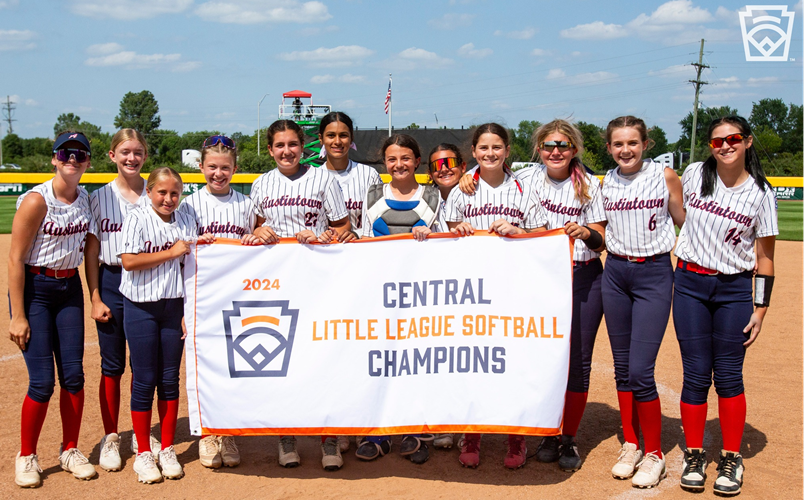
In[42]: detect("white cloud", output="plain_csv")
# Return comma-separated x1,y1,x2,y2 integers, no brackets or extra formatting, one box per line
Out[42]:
86,42,124,55
311,74,334,84
0,0,19,8
24,98,38,106
715,6,739,25
561,21,627,40
457,43,492,59
398,47,453,65
713,76,741,89
84,43,200,72
747,76,779,86
574,71,619,84
648,64,694,77
629,0,712,27
428,13,475,28
279,45,374,67
298,25,339,36
494,27,536,40
531,48,551,57
195,0,331,24
310,73,366,84
547,68,566,79
70,0,192,20
0,29,36,51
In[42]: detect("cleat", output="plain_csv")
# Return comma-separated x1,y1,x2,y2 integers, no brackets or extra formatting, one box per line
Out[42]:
680,448,707,492
132,433,162,464
321,437,343,471
632,452,666,488
504,435,527,469
612,442,643,479
220,436,241,467
198,435,222,469
158,446,184,479
15,452,42,488
535,435,561,463
433,434,454,449
713,450,744,496
337,436,350,453
133,451,162,484
558,435,582,472
278,436,300,468
59,447,97,480
99,433,122,472
458,434,481,468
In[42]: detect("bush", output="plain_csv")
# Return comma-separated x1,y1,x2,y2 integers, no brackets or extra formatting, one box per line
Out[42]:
237,150,275,173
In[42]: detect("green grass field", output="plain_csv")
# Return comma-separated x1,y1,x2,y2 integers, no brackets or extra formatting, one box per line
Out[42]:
0,196,802,241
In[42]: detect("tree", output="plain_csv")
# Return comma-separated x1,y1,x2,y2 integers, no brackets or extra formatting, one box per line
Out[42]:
647,126,669,156
576,121,614,171
677,106,739,151
53,113,102,139
782,103,803,154
749,98,788,136
406,123,420,130
2,133,23,160
509,120,540,163
753,126,783,156
114,90,161,135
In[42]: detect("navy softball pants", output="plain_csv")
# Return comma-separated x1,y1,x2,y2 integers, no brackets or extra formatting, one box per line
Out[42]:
97,264,127,377
568,258,604,393
602,253,673,402
673,268,754,405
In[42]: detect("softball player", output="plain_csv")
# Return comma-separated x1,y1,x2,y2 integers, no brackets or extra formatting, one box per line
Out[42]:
10,131,97,487
673,116,777,496
446,123,548,470
601,116,685,488
119,167,204,483
428,142,467,236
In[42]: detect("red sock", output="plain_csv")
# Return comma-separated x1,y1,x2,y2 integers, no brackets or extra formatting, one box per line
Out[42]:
636,397,662,458
562,391,588,437
131,410,153,454
158,399,179,449
616,391,641,445
718,394,746,453
20,396,49,456
59,388,84,451
680,402,708,449
99,375,121,435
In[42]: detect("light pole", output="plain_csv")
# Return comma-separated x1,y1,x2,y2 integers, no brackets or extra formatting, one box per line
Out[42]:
257,93,269,156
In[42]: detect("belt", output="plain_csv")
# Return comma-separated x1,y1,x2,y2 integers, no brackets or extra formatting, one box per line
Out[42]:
574,258,598,267
677,260,719,276
609,253,667,263
28,266,77,279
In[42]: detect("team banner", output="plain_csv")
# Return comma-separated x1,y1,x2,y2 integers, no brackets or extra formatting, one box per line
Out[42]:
184,229,573,437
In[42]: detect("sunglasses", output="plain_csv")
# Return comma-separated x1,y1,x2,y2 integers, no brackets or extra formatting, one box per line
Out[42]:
54,149,90,163
709,134,745,149
539,140,574,152
429,157,462,173
203,135,236,150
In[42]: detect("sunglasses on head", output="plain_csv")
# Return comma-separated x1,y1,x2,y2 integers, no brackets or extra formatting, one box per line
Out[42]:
203,135,236,150
54,149,90,163
539,140,574,152
709,134,745,149
429,157,461,172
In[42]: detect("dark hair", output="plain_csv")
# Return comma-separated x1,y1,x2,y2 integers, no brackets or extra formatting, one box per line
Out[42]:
472,123,509,147
266,120,305,149
318,111,354,139
381,134,421,161
701,115,768,197
428,143,464,164
606,115,652,146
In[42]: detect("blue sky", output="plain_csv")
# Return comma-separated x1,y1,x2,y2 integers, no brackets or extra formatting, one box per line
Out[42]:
1,0,802,142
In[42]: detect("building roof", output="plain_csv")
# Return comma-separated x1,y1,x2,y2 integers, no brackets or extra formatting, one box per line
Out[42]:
351,128,475,173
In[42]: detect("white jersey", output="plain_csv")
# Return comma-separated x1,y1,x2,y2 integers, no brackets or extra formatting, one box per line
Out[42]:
675,162,778,274
526,165,607,262
322,160,382,233
118,206,197,302
89,180,150,266
436,197,450,233
601,160,676,257
445,172,547,230
178,187,256,239
17,180,91,270
250,166,349,238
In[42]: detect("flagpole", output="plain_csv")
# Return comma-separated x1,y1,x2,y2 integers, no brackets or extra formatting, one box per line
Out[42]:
388,74,393,137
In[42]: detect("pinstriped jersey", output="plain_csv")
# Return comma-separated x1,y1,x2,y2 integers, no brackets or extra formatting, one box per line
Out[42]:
178,187,256,238
250,166,349,238
89,181,150,266
436,198,450,233
118,206,197,302
675,162,778,274
17,180,91,270
322,160,382,232
526,165,607,262
602,160,676,257
445,173,547,230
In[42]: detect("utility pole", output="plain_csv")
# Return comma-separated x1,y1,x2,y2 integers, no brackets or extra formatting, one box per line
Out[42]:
3,95,16,135
257,93,269,156
0,123,4,166
688,39,709,164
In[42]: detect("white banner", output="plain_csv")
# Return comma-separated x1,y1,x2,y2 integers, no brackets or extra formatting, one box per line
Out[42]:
184,230,573,436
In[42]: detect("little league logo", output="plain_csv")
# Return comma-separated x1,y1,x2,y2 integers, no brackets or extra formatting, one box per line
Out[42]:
222,301,299,378
739,5,796,61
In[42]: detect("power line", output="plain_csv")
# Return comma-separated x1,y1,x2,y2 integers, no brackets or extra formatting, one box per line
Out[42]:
688,39,709,164
3,96,16,135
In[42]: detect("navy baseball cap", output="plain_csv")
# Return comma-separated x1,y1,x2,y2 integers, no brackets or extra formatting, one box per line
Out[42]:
53,131,91,152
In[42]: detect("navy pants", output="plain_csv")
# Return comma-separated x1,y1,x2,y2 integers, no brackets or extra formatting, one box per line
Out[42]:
97,264,128,377
602,254,673,402
673,268,753,405
568,258,604,393
123,298,184,412
21,270,85,403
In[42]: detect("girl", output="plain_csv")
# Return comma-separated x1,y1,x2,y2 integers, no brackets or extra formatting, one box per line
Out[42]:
85,129,159,472
250,120,350,470
673,116,776,496
10,131,97,488
178,135,259,470
601,116,684,489
446,123,547,470
119,167,204,483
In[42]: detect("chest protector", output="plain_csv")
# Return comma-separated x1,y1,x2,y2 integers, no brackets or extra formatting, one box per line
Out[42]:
365,184,440,236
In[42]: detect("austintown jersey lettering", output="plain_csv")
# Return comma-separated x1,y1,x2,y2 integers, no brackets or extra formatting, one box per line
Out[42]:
18,180,92,270
250,166,349,237
602,160,676,257
445,172,547,230
118,206,197,302
90,180,150,266
322,160,382,232
675,162,778,274
178,187,256,238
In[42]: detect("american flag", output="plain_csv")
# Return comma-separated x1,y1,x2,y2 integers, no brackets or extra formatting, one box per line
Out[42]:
384,80,391,114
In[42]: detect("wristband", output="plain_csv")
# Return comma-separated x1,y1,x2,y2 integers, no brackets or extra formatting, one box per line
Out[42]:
582,226,603,250
753,274,774,307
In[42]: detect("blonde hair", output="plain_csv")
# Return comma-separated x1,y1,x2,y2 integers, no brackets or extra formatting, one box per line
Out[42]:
146,166,183,191
110,128,148,156
532,119,590,202
201,142,237,166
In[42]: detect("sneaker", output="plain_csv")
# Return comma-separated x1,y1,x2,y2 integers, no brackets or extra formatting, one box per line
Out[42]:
278,436,300,468
612,442,643,479
321,437,343,471
632,452,666,488
355,437,391,461
535,435,561,462
504,435,527,469
713,451,744,496
158,446,184,479
59,447,97,480
220,436,241,467
680,448,707,492
98,433,122,472
433,434,454,449
458,434,481,468
133,451,163,484
558,435,582,472
337,436,350,453
132,433,162,463
15,452,42,488
199,435,222,468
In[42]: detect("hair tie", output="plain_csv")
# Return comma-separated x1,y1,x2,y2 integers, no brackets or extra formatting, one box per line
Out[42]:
318,148,327,159
350,142,358,151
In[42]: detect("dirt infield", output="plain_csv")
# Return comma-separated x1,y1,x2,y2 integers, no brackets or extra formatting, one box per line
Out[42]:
0,234,800,499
